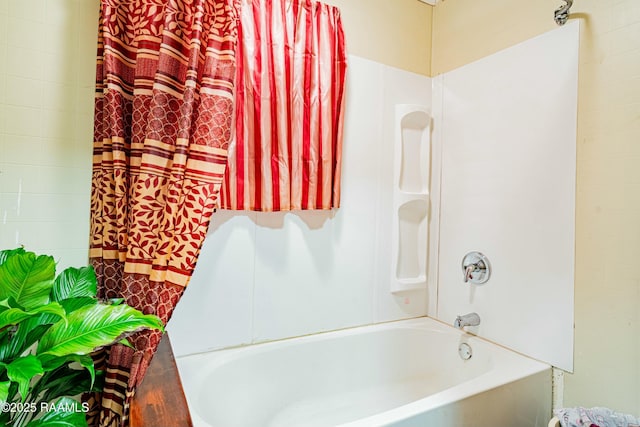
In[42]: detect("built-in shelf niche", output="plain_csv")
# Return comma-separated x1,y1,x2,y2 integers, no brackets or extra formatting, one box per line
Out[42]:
391,105,431,293
399,111,430,194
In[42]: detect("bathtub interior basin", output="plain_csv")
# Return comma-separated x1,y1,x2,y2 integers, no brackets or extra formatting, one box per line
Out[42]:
176,317,551,427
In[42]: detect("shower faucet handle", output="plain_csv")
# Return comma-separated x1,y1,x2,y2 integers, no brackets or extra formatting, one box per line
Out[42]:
463,264,475,283
461,252,491,285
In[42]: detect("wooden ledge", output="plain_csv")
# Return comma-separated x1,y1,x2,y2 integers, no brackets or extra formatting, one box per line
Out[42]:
130,334,193,427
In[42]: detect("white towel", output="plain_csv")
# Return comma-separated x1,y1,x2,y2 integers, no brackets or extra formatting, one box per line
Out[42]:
555,407,640,427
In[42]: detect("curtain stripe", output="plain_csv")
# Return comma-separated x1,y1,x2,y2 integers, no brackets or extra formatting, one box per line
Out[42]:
266,1,280,211
283,1,293,209
220,0,347,211
88,1,241,425
316,7,324,209
300,3,311,209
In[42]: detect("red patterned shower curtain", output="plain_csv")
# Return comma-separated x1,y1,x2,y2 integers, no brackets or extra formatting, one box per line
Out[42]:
88,0,240,425
220,0,347,211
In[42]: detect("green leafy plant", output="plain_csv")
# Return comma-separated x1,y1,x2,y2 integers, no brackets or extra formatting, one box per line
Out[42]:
0,248,164,427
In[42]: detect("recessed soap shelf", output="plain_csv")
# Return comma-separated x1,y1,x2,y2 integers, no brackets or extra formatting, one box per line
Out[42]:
399,109,431,194
391,105,431,294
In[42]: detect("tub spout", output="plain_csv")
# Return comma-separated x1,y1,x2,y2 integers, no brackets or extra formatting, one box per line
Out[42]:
454,313,480,329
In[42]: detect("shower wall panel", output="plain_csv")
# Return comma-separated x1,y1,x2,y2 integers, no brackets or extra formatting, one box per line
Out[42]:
390,105,430,293
433,22,579,372
168,55,432,356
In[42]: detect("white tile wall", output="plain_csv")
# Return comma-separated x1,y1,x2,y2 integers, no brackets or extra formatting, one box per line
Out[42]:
7,0,46,23
0,0,98,272
168,55,432,356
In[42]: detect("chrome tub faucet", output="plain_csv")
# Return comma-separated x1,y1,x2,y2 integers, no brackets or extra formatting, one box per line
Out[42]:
454,312,481,329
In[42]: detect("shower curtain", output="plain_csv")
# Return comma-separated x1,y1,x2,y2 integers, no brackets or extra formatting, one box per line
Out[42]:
88,0,345,425
220,0,347,211
87,0,240,425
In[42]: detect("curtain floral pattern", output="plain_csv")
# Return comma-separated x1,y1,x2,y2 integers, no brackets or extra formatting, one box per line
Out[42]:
87,0,240,425
220,0,347,211
88,0,346,425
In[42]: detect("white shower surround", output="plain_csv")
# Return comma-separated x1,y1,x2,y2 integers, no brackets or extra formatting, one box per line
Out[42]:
432,21,579,372
168,56,433,356
169,23,578,373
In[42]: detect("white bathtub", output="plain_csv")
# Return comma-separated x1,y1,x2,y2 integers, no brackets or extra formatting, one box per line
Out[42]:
176,317,551,427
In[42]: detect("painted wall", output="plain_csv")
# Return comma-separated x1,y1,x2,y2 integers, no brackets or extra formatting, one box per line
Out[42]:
324,0,432,76
0,0,98,271
167,56,432,356
433,0,640,415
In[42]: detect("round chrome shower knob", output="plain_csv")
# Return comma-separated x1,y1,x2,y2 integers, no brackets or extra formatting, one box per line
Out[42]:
461,251,491,285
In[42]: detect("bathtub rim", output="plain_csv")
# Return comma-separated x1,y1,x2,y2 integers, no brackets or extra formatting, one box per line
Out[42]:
175,316,551,427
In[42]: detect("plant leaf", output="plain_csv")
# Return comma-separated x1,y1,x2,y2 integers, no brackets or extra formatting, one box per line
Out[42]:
0,252,55,310
0,247,25,266
38,366,94,404
7,354,44,401
37,304,163,357
0,385,10,426
0,329,11,350
0,321,51,364
38,354,96,389
0,303,66,364
30,357,96,408
0,380,9,404
59,297,97,314
118,338,134,349
52,267,97,301
26,397,88,427
0,303,66,332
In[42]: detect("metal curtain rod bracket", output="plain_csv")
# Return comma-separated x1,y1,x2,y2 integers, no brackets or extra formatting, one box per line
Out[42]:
554,0,573,26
